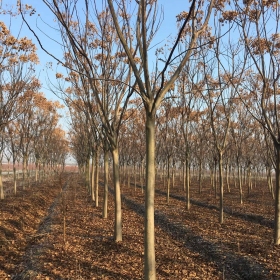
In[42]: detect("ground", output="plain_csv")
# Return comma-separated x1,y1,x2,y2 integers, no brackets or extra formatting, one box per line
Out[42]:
0,172,279,279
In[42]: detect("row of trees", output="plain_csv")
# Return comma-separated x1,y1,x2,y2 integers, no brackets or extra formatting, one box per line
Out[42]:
0,17,68,199
19,0,280,279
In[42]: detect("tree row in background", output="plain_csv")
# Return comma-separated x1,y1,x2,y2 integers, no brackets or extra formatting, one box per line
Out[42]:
0,18,68,199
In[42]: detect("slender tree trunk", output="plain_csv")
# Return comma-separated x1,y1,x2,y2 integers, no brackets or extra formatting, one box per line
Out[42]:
134,163,137,191
267,166,274,199
13,163,17,195
226,163,230,193
185,154,190,210
163,163,166,189
218,151,224,224
233,167,237,189
144,112,156,280
35,162,38,182
23,155,27,190
214,160,218,199
183,162,186,191
247,166,252,194
91,155,95,202
127,166,131,189
172,164,175,189
141,160,145,193
270,174,274,200
166,156,170,204
198,160,202,194
112,146,122,242
238,162,243,204
140,161,144,194
95,148,99,208
85,157,90,194
103,148,109,218
274,145,280,245
0,164,4,200
210,168,214,190
7,160,10,176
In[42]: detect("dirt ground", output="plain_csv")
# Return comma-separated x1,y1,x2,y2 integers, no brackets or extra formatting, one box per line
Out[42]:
0,172,279,279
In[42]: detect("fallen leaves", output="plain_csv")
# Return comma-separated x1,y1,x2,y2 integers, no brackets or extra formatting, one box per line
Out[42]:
0,173,279,279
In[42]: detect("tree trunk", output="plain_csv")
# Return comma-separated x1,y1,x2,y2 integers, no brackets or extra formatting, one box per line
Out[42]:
166,156,170,204
85,157,90,194
183,162,186,191
198,160,202,194
112,146,122,242
127,166,131,189
218,151,224,224
267,166,274,199
226,163,230,193
103,148,109,218
274,145,280,245
95,149,99,208
144,112,156,280
7,160,10,176
23,155,28,190
172,164,175,189
185,155,190,210
35,162,38,182
214,161,217,198
238,162,243,204
141,162,144,194
163,163,166,189
91,155,95,202
0,164,4,200
13,163,17,195
134,163,137,191
247,166,251,195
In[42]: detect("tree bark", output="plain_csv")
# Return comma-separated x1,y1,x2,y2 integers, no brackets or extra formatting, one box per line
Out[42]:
13,164,17,195
218,151,224,224
0,164,4,200
95,149,99,208
274,145,280,245
22,155,28,190
134,163,137,192
144,112,156,280
237,162,243,204
183,162,186,191
103,148,109,218
91,155,95,202
85,157,90,194
185,155,190,210
198,160,202,194
112,147,122,242
166,156,170,204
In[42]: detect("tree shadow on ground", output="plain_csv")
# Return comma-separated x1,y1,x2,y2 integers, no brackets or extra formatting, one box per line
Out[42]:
121,192,277,280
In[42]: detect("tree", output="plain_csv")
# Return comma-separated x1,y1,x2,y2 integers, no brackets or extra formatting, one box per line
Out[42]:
227,0,280,244
0,20,39,198
156,99,179,204
107,0,214,278
30,1,137,242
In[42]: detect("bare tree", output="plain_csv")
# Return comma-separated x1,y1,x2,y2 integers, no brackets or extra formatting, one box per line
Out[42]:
227,0,280,244
107,0,214,278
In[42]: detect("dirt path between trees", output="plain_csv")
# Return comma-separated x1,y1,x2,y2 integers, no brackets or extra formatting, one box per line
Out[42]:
12,178,70,279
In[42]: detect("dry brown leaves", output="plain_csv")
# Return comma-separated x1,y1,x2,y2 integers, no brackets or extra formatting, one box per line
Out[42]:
0,173,279,279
